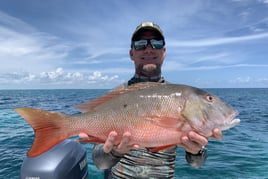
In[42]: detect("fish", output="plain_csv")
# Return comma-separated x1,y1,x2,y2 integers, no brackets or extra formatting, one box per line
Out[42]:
14,82,240,157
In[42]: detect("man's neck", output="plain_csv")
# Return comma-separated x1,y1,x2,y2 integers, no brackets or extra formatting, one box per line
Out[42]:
127,73,165,86
134,73,162,81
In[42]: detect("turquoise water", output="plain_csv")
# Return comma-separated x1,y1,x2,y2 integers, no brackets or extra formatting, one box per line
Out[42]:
0,88,267,178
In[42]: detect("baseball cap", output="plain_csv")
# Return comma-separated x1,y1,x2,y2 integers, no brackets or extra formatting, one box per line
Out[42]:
131,22,165,41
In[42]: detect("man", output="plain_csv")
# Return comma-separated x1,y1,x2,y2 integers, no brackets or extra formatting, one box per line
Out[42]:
80,22,222,178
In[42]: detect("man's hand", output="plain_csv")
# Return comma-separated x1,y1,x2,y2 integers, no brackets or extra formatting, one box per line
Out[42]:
102,131,140,154
181,128,222,154
79,131,139,155
211,128,222,140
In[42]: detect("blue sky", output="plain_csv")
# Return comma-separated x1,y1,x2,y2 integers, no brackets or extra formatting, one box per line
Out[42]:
0,0,268,89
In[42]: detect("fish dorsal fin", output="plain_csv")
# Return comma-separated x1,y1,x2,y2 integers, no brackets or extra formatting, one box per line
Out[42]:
75,82,163,113
74,90,124,113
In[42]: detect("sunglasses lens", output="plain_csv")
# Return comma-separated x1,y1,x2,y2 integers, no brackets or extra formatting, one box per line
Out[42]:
133,40,147,50
150,39,164,49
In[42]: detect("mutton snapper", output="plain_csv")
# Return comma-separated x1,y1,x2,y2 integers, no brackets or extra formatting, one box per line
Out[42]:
15,83,240,157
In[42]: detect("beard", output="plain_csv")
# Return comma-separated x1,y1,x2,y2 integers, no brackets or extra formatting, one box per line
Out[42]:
137,63,161,77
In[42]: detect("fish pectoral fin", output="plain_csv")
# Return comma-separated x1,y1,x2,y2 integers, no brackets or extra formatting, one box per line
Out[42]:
149,144,176,153
76,135,105,144
144,115,182,130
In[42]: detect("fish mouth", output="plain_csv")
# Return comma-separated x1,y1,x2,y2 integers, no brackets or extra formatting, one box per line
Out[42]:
230,110,239,120
223,110,240,131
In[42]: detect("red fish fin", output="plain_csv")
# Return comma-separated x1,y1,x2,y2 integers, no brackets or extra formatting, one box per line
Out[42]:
144,116,182,130
76,135,105,143
149,144,176,152
14,108,70,157
75,82,163,113
74,92,119,113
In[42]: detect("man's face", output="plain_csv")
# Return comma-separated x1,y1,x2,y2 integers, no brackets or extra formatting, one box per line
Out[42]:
130,31,166,77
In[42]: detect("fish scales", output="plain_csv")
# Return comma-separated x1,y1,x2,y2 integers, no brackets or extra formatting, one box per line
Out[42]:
76,85,185,138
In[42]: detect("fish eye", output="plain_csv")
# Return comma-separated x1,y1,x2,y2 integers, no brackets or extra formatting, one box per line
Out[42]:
206,95,214,102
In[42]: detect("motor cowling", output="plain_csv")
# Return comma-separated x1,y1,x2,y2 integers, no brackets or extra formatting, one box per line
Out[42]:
20,139,88,179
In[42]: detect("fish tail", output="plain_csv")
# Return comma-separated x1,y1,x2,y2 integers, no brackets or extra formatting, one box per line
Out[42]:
14,107,71,157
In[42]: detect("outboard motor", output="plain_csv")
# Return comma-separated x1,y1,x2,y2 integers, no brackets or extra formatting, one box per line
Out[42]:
20,139,88,179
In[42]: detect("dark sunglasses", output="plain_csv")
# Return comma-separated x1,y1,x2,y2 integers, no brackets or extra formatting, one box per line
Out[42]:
132,39,165,50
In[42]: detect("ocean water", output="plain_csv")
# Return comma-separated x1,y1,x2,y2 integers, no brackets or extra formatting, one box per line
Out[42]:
0,88,267,179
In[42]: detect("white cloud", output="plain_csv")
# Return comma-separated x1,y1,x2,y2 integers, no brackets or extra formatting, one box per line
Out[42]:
163,60,268,72
258,0,268,4
168,33,268,47
229,76,268,87
163,61,186,71
0,19,70,73
189,53,232,64
0,68,120,89
0,11,130,75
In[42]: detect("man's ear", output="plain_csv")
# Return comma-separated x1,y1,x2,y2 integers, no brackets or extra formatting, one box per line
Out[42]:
129,49,134,61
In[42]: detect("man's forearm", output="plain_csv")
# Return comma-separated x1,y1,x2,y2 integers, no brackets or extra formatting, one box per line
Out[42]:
92,144,123,169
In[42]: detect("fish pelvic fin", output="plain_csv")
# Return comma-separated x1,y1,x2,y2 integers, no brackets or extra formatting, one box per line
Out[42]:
76,135,105,143
149,144,177,153
14,108,70,157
